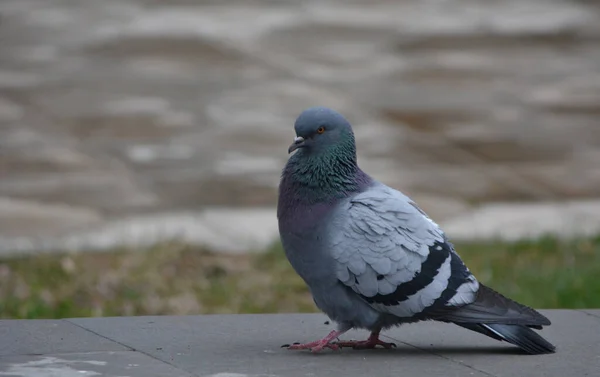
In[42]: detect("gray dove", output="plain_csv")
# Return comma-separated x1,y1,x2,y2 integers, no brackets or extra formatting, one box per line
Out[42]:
277,107,555,354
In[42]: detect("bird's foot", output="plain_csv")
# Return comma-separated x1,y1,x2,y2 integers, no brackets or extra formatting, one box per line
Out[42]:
285,340,340,353
334,333,396,350
283,330,345,353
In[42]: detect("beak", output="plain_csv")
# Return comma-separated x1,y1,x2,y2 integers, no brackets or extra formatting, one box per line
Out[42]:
288,136,305,154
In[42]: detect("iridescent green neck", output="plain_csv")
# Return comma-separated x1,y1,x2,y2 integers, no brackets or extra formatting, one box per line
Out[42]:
281,135,367,203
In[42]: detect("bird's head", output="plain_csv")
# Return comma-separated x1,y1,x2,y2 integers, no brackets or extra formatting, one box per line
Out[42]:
288,107,355,156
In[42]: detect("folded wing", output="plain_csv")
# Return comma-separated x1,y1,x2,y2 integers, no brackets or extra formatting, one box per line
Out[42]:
329,184,479,319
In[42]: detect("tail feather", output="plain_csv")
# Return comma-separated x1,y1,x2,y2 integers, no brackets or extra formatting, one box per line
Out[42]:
482,324,555,354
439,284,555,354
440,284,551,326
454,322,504,341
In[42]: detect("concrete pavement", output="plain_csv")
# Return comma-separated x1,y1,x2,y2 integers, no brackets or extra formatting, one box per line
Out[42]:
1,310,598,377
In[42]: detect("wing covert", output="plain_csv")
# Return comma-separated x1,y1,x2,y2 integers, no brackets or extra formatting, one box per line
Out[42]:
329,184,476,318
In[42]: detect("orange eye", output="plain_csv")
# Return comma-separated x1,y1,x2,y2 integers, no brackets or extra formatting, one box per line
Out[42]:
317,126,325,134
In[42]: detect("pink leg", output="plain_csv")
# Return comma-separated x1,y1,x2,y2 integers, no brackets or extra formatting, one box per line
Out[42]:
285,330,347,353
334,329,396,350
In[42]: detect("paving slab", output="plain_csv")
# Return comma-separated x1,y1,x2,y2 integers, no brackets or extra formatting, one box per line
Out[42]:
68,314,487,377
0,351,192,377
1,311,597,376
60,310,599,377
0,319,129,356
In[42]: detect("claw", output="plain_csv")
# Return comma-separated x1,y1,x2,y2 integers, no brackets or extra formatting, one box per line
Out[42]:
284,329,395,353
287,341,340,353
332,330,396,350
285,329,347,353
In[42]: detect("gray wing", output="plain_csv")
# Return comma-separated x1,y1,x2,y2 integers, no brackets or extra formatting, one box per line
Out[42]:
329,183,479,319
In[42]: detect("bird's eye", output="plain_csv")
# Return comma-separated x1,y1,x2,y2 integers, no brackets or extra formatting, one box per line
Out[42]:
317,126,325,134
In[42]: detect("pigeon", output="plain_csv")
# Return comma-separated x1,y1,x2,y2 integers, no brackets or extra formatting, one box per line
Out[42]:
277,107,555,354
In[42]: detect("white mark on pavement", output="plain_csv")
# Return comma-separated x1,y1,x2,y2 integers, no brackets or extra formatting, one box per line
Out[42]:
0,357,106,377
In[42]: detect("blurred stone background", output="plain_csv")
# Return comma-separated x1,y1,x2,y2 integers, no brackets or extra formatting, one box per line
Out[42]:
1,0,600,255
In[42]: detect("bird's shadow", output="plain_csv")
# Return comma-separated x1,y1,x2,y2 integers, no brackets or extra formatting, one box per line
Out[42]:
281,344,526,357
